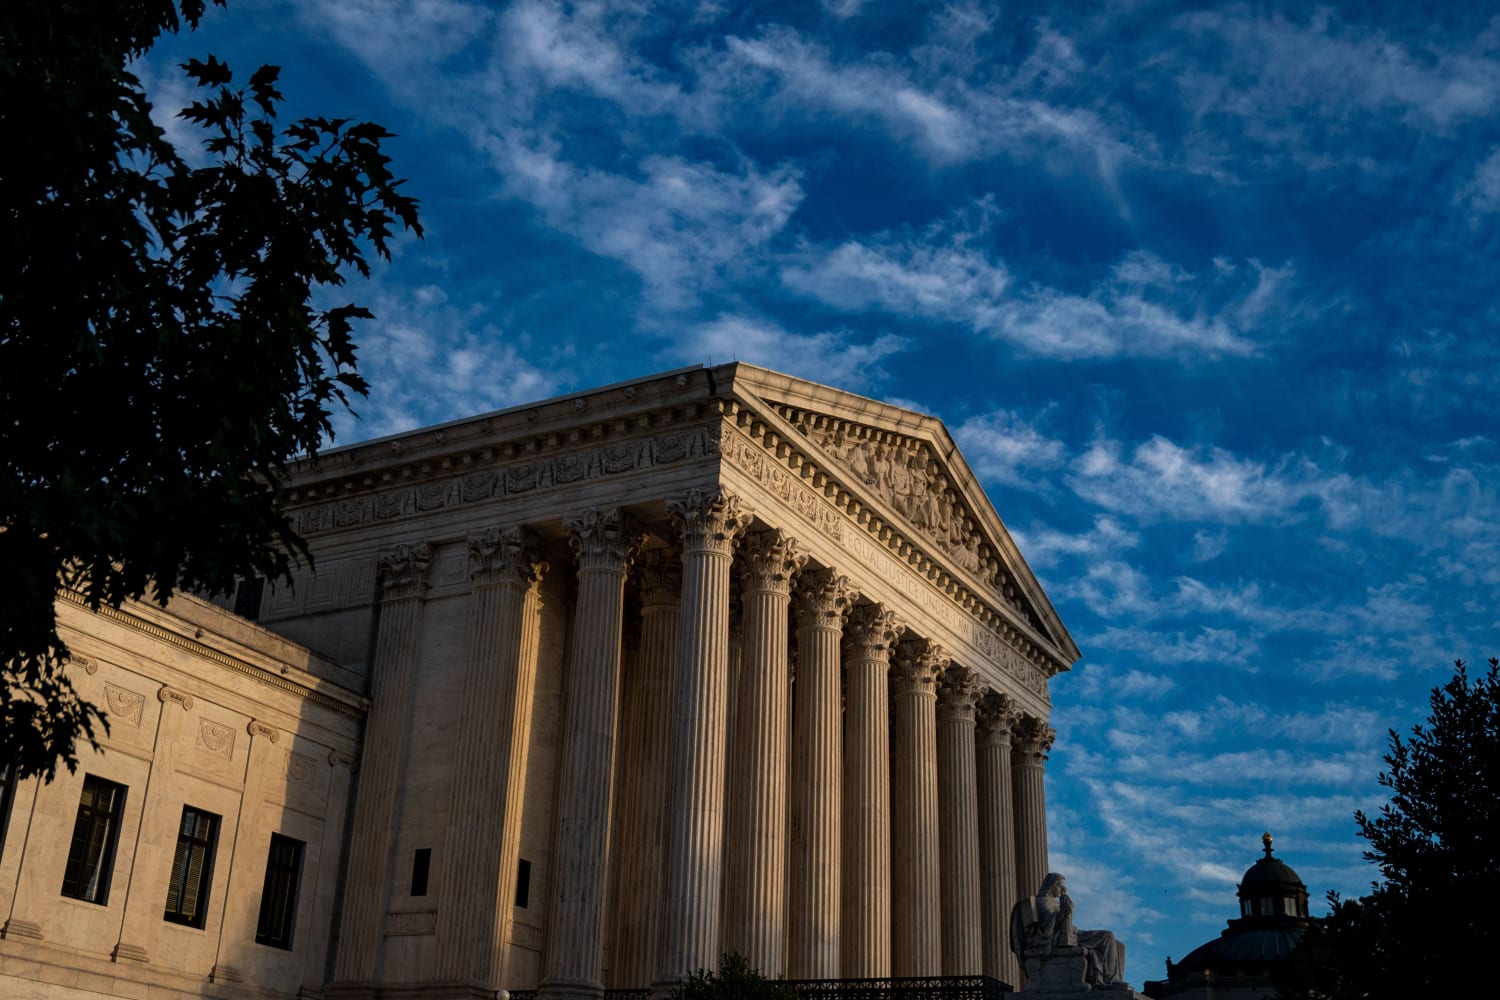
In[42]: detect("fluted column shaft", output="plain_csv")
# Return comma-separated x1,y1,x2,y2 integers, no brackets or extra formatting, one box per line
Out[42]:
540,510,643,1000
841,605,903,977
333,544,431,988
891,639,947,977
1011,717,1055,905
656,489,751,990
937,667,982,976
724,531,805,976
435,528,548,993
976,692,1021,986
610,551,682,988
789,569,857,979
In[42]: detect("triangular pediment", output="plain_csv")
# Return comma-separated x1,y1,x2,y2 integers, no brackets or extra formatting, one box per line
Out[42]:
722,365,1078,668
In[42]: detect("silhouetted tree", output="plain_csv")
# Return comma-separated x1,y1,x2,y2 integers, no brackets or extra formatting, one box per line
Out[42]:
2,1,420,780
672,954,798,1000
1278,657,1500,998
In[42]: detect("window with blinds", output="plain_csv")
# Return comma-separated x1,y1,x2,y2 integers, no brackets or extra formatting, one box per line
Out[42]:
164,806,219,927
255,833,305,949
60,775,126,904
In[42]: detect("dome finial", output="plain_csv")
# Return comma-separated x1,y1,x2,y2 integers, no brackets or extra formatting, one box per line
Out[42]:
1262,831,1274,857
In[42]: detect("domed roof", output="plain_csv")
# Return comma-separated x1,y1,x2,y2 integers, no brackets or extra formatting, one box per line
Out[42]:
1237,832,1307,899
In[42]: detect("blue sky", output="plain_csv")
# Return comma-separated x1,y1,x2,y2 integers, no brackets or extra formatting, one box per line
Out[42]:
142,1,1499,986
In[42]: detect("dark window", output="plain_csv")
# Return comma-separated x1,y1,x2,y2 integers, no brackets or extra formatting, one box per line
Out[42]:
0,763,16,860
233,577,264,621
255,833,304,949
164,806,219,927
61,775,126,904
411,848,431,896
515,857,531,908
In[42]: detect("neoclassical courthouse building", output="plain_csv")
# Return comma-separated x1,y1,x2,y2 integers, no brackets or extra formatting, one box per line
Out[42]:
0,364,1079,999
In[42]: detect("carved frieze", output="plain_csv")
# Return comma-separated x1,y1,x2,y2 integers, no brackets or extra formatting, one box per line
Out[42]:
293,424,720,536
718,425,845,540
104,684,144,728
196,720,235,759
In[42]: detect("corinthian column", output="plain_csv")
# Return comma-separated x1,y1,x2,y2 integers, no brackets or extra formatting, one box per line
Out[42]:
332,543,431,992
1011,716,1056,904
610,550,681,988
656,488,751,990
937,666,982,976
789,569,858,979
891,638,948,977
434,527,548,996
841,604,904,978
976,691,1021,986
723,530,806,977
540,510,644,1000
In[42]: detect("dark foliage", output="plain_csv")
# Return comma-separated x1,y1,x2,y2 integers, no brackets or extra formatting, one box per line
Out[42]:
1277,658,1500,998
1,1,420,780
672,953,798,1000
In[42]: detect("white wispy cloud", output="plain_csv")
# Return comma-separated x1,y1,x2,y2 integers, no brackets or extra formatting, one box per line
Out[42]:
952,409,1069,488
671,314,908,391
1011,516,1141,569
1090,625,1259,667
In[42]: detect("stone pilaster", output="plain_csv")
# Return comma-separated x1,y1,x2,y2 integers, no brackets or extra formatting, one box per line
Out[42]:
976,691,1021,987
788,568,858,980
211,719,285,986
540,510,644,1000
656,488,751,990
891,638,948,977
302,750,358,995
332,543,431,991
722,530,805,977
936,666,982,976
434,527,549,995
841,604,904,978
610,550,682,988
1011,716,1055,906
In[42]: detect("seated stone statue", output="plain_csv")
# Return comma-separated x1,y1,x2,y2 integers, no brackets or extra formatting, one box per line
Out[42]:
1010,873,1127,991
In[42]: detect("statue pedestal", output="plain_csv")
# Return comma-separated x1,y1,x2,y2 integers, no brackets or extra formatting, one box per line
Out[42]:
1018,947,1148,998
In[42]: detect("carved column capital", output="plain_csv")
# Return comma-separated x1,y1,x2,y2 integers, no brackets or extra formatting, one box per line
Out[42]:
793,568,859,631
975,690,1021,746
469,526,548,588
378,543,431,601
738,529,807,597
891,638,949,696
636,548,683,608
936,665,980,722
668,487,753,556
1011,716,1056,764
565,508,646,573
843,604,905,661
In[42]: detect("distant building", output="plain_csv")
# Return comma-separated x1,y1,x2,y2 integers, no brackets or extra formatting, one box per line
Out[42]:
1143,834,1313,1000
0,364,1079,999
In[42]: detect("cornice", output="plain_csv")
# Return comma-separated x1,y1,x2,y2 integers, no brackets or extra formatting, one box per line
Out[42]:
57,590,368,720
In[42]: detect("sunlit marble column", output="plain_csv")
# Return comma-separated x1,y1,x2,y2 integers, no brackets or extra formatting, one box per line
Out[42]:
723,530,806,977
891,638,948,977
434,527,548,995
976,691,1021,987
655,488,751,991
936,666,982,976
331,543,431,992
841,604,904,978
540,510,644,1000
789,568,858,979
1011,716,1056,905
610,550,681,988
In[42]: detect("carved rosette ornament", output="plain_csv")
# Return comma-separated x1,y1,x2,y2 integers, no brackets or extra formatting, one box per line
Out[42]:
468,525,548,588
636,548,683,609
975,690,1021,747
843,604,905,661
936,665,980,722
1011,716,1056,765
668,487,752,556
377,543,432,601
793,568,859,630
739,529,808,597
891,639,950,696
565,507,646,573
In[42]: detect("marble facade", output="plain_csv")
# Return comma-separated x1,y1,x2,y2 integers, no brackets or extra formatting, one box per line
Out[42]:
0,364,1078,999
